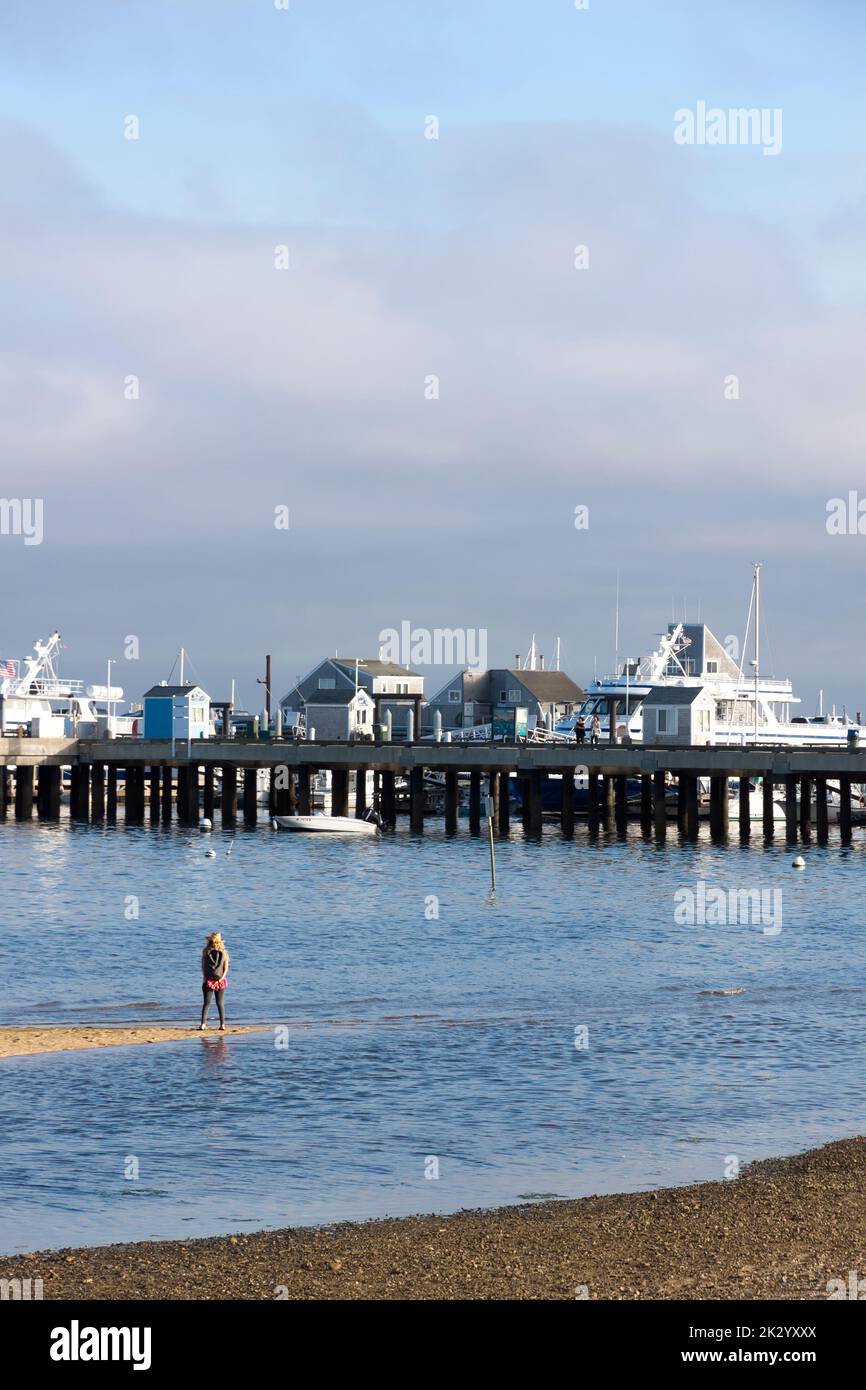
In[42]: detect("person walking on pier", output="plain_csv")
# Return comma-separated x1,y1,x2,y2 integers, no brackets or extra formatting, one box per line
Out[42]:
590,713,601,747
200,931,229,1031
575,714,586,746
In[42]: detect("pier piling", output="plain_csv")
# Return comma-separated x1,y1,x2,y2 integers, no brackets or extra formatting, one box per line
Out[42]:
221,764,237,825
642,775,653,836
409,767,425,831
161,765,173,823
762,776,775,839
203,766,215,821
243,768,258,825
587,773,600,836
444,770,458,833
839,776,852,845
354,766,367,819
738,776,750,839
497,770,510,834
685,775,699,840
799,777,812,842
815,776,828,844
331,769,349,819
615,774,628,836
653,771,667,839
469,771,481,835
380,770,395,827
107,764,118,821
0,767,7,820
784,775,798,844
561,770,575,838
91,763,105,821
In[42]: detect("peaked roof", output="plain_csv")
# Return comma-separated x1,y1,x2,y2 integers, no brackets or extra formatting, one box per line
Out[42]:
303,687,372,706
143,683,208,698
504,669,584,702
333,658,416,678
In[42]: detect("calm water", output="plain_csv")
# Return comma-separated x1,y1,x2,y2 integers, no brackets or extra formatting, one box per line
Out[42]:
1,813,864,1254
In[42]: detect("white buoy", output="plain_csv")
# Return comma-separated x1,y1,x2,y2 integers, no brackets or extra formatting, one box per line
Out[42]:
226,840,233,857
793,854,805,869
200,817,212,831
205,849,216,858
271,817,278,830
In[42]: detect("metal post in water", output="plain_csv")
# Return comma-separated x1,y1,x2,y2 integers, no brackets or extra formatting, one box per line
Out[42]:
487,815,496,892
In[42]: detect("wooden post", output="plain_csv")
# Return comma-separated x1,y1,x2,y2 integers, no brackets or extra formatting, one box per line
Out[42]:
444,770,458,832
815,776,828,845
332,768,349,818
653,770,667,838
784,774,798,844
203,765,215,820
221,763,237,826
739,776,751,839
268,767,277,817
354,766,368,819
0,766,7,820
602,775,615,831
126,765,143,824
176,766,189,823
469,771,481,835
379,770,395,827
762,775,775,839
642,775,653,836
686,775,699,841
161,765,173,823
285,770,297,815
839,775,852,845
709,775,728,839
72,764,91,821
107,764,119,821
587,772,600,836
243,767,258,825
149,765,161,820
497,770,510,833
188,764,200,824
91,763,106,821
15,765,34,820
676,777,687,833
409,766,425,831
488,771,499,830
615,774,628,836
608,698,618,744
528,769,543,837
561,770,575,838
521,776,531,831
799,776,812,842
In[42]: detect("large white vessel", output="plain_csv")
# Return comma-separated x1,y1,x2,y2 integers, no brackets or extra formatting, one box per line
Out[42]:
565,566,858,748
0,632,137,736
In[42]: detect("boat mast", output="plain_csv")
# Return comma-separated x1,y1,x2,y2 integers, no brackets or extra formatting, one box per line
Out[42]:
753,562,761,744
179,647,185,686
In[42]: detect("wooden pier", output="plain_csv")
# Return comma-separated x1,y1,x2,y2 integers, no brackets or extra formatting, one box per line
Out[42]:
1,737,865,845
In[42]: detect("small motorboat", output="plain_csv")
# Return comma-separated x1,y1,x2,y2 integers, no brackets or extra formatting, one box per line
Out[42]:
273,811,379,836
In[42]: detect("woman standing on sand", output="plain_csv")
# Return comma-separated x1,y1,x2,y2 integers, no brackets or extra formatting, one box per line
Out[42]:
200,932,229,1031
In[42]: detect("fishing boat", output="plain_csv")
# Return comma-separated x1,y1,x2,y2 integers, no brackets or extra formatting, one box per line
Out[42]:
273,811,379,835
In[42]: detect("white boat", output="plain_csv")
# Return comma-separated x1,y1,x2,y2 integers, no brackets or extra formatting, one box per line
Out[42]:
0,631,137,736
559,566,860,749
273,813,379,835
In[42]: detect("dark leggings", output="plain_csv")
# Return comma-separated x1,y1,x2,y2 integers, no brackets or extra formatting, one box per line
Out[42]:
201,983,226,1027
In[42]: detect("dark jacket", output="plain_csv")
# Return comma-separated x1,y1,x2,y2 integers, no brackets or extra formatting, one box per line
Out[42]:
202,948,227,982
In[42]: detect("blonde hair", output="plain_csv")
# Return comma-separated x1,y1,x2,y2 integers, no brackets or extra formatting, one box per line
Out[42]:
205,931,229,965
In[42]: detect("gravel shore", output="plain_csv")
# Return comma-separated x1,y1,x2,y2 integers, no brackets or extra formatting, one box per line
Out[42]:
4,1136,865,1300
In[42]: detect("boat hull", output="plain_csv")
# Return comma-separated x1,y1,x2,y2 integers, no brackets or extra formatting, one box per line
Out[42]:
274,815,378,836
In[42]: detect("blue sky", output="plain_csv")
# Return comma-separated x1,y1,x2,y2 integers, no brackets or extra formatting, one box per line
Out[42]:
1,1,865,711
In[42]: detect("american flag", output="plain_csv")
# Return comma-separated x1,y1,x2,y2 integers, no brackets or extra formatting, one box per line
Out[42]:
0,659,15,677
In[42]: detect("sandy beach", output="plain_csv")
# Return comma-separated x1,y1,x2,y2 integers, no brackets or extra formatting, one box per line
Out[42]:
0,1025,268,1059
3,1136,864,1300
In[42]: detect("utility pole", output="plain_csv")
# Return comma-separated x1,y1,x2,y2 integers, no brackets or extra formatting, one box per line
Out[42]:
257,654,272,722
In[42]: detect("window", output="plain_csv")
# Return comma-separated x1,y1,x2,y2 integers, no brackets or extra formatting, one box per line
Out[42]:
498,690,507,702
508,689,521,702
448,689,461,703
706,660,718,674
357,709,367,725
657,708,672,733
318,677,336,689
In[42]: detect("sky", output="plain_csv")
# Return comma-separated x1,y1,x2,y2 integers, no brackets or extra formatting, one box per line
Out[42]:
1,0,865,714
